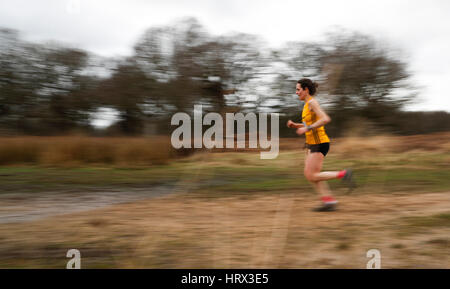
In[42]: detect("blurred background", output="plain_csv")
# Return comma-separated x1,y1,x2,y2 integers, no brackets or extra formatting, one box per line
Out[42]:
0,0,449,268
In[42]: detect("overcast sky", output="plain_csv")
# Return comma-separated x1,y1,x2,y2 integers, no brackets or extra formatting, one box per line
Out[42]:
1,0,450,111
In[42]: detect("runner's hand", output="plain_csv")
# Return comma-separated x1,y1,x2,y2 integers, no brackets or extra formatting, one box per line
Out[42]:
287,120,294,128
296,127,307,135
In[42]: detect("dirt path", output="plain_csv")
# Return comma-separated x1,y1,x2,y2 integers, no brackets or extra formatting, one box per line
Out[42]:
0,190,449,268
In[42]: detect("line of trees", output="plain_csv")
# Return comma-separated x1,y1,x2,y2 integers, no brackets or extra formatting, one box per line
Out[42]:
1,19,449,137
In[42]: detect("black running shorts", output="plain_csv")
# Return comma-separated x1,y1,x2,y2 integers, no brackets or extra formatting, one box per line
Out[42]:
306,142,330,157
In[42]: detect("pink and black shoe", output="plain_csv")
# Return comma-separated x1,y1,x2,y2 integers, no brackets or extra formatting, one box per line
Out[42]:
313,196,338,212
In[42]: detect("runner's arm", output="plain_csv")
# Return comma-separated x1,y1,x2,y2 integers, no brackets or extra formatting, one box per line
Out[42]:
307,100,331,130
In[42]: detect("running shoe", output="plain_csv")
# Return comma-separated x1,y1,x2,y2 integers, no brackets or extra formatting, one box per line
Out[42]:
312,202,337,212
342,168,356,193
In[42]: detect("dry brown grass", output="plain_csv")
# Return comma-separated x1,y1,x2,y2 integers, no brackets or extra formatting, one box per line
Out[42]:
0,136,174,166
0,132,449,166
331,132,450,157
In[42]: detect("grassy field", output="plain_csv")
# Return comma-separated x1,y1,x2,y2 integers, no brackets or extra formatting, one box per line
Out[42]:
1,147,449,195
0,133,449,268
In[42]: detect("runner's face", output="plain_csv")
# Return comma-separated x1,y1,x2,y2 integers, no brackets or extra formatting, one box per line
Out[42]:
296,84,308,100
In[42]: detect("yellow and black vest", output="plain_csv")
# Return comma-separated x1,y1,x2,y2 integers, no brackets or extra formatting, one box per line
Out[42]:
301,97,330,145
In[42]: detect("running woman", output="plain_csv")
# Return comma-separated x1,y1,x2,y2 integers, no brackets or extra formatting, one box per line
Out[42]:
287,78,353,212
